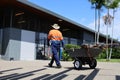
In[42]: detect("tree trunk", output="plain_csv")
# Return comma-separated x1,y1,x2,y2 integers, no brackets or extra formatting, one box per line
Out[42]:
95,7,97,44
97,9,101,44
106,22,109,60
109,9,115,60
106,8,109,61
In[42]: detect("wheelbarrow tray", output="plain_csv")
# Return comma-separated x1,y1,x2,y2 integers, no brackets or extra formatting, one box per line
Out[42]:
66,47,102,58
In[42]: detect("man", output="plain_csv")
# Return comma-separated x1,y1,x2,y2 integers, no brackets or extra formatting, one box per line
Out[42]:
48,23,64,68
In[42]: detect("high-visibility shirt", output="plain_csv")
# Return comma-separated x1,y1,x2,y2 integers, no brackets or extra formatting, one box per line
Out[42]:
48,29,63,41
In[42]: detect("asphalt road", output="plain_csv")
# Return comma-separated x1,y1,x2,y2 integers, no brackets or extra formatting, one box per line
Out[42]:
0,60,120,80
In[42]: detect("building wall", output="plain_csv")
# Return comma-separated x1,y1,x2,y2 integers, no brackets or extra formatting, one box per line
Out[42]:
20,30,36,60
0,6,96,61
1,28,36,60
0,29,2,58
1,28,21,60
1,28,11,60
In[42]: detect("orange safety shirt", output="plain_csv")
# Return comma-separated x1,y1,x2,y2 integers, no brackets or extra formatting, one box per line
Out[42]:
48,29,63,41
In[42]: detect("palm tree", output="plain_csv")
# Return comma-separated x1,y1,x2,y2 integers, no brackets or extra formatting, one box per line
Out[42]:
89,0,120,60
103,14,113,60
103,0,120,60
103,0,113,61
89,0,105,44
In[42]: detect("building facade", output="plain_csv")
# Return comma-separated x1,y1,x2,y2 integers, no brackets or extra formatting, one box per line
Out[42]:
0,0,117,61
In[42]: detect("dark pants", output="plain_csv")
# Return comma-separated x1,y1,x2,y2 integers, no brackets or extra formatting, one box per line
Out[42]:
50,41,61,66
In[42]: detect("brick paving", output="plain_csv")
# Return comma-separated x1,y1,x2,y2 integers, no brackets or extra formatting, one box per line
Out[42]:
0,60,120,80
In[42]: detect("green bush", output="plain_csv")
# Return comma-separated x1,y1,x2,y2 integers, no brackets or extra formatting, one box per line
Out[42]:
97,49,106,59
65,44,81,49
62,44,80,61
112,47,120,59
97,47,120,59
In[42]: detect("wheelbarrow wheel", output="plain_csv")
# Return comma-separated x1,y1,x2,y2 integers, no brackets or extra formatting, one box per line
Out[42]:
74,60,82,70
89,59,97,69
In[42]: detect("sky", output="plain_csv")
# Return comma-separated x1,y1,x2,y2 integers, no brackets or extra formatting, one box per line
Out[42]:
28,0,120,41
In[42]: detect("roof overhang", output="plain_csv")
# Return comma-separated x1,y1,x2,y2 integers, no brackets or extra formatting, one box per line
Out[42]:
0,0,119,43
0,0,94,32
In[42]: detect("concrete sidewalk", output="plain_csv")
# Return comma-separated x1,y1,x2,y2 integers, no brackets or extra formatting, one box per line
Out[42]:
0,60,120,80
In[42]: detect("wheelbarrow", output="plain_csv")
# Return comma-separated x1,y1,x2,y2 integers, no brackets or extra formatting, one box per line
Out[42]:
65,44,103,70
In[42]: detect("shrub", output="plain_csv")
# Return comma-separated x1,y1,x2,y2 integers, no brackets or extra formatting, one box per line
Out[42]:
97,47,120,59
62,44,80,61
65,44,81,49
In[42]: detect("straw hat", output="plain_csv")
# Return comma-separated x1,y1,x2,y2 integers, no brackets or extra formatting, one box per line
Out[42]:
51,23,60,29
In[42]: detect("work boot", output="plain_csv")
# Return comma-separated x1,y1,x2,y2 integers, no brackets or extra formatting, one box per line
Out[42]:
57,64,62,68
48,63,52,67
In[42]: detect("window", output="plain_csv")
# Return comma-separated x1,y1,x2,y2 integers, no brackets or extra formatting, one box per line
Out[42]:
39,33,47,46
70,38,77,45
64,37,69,44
